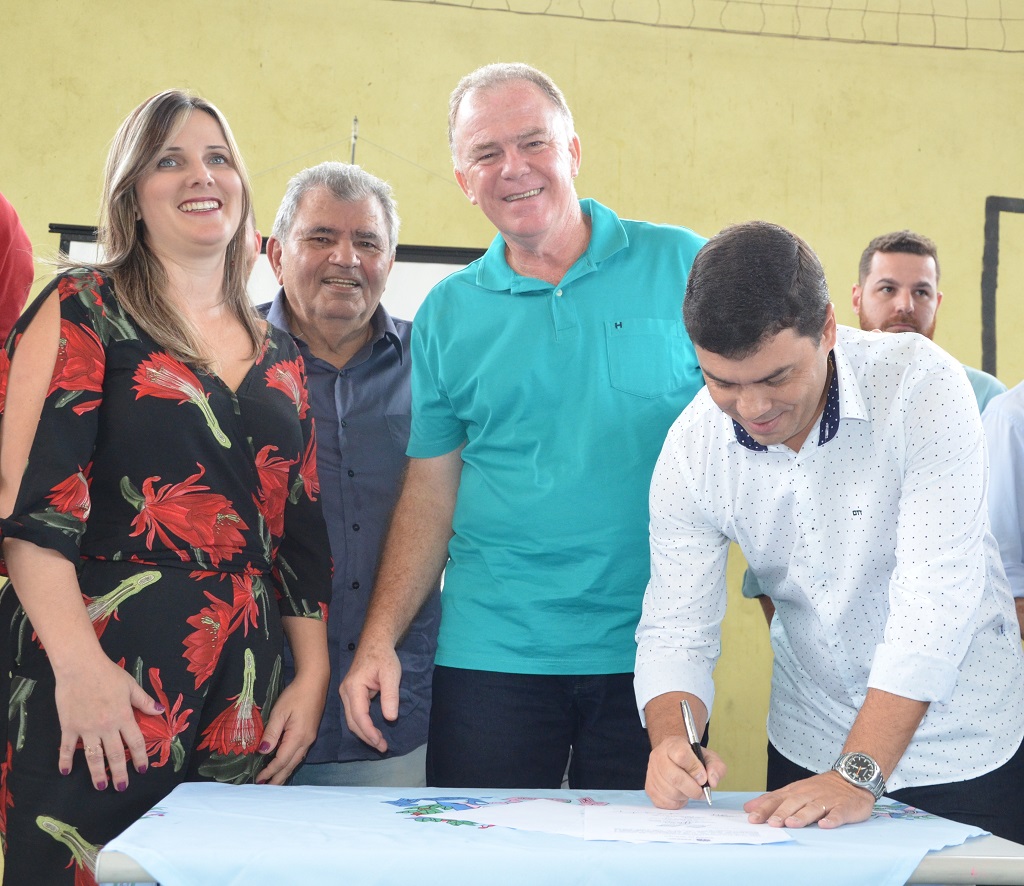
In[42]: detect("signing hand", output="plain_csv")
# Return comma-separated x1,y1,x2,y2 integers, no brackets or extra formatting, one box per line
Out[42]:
646,734,726,809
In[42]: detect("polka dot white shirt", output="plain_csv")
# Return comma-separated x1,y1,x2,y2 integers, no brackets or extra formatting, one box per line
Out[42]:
982,382,1024,599
635,325,1024,790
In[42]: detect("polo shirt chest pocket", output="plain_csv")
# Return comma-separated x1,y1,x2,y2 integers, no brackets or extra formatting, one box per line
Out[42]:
605,318,691,398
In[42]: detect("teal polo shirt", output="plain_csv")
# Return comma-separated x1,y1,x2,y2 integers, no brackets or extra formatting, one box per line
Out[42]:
409,198,705,674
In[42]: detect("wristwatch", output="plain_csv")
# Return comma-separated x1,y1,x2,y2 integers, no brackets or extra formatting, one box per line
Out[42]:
832,752,887,800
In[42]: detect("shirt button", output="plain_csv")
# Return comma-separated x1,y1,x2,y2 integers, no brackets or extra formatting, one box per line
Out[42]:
347,469,355,477
347,642,356,651
352,524,360,531
555,289,563,297
341,420,348,428
351,581,360,589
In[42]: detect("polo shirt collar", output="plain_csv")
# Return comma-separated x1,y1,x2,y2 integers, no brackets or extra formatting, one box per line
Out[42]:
473,198,628,294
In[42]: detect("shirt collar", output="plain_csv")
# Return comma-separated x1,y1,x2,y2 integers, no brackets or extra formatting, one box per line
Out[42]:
733,349,841,452
474,197,628,294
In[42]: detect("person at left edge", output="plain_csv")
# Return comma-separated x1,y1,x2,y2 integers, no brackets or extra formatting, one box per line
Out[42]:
264,162,440,787
0,90,331,885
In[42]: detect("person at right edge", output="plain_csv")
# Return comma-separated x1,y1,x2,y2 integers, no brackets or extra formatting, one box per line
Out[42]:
635,221,1024,843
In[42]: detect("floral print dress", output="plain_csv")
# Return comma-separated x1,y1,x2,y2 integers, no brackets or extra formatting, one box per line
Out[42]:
0,269,331,886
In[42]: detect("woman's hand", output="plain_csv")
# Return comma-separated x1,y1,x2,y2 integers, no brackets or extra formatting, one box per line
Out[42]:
254,669,330,784
54,651,162,791
256,615,330,784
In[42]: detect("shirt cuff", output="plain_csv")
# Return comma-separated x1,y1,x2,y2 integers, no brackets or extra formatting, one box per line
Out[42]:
867,643,959,704
633,654,716,728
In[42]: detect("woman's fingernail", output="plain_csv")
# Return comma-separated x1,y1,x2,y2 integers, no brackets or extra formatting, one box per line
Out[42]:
96,781,108,791
154,703,166,713
116,781,128,792
136,764,148,774
60,767,70,776
258,741,271,753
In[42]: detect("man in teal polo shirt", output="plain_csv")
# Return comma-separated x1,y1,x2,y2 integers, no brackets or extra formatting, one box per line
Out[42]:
340,62,705,789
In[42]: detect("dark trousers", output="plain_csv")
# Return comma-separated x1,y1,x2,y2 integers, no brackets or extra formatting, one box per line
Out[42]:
767,737,1024,844
426,667,650,790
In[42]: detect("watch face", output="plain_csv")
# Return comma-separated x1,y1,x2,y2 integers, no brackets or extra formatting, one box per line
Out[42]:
843,753,877,783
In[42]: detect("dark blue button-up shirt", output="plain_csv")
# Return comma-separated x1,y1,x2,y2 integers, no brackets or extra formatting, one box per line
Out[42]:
265,290,441,762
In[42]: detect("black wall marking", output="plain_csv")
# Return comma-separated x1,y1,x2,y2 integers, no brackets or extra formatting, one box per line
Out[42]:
981,196,1024,376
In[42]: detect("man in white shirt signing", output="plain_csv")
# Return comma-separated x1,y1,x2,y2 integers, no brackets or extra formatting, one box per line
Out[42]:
635,221,1024,842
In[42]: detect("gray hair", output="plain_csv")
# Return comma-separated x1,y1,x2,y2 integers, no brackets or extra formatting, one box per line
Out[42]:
270,161,399,255
448,63,575,160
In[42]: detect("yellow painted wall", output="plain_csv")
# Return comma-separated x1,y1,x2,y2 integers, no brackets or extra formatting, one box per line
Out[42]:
3,1,1022,795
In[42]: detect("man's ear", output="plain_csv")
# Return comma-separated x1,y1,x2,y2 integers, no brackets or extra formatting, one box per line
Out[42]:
454,167,477,205
266,237,286,285
851,284,862,316
821,302,838,350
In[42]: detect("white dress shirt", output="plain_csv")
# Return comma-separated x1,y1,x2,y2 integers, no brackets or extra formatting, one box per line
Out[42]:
636,325,1024,790
982,382,1024,598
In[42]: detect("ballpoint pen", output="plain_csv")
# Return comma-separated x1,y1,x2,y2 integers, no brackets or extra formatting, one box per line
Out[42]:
680,699,713,806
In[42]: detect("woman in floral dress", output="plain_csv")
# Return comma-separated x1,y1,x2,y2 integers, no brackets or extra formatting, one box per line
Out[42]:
0,90,331,885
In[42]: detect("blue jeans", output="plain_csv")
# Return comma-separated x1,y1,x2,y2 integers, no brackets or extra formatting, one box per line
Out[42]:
767,737,1024,843
289,744,427,788
426,667,650,789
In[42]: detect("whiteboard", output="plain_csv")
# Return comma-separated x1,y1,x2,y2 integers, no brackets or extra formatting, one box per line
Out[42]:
58,229,483,323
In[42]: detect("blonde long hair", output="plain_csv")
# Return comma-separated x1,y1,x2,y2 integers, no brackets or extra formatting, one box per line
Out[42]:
90,89,261,368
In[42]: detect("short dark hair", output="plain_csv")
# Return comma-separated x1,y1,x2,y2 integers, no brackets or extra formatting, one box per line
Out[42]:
683,221,831,358
857,230,940,284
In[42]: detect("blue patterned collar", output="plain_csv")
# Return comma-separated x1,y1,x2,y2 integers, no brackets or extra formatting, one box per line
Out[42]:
733,350,839,452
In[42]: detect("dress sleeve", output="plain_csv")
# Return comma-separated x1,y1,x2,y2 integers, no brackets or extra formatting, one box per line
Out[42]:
270,347,332,621
0,269,111,569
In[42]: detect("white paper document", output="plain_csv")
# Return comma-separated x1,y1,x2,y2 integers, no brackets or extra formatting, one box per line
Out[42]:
442,798,586,838
433,798,792,845
583,804,794,844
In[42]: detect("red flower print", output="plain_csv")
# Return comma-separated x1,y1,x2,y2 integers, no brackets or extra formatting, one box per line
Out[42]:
0,741,12,851
46,467,92,521
230,565,266,637
290,430,320,504
73,860,99,886
197,648,264,755
182,591,235,689
47,319,105,415
0,349,10,414
36,816,99,886
135,668,193,770
56,269,104,303
253,445,294,539
124,464,248,567
133,352,231,447
265,359,309,419
83,569,161,639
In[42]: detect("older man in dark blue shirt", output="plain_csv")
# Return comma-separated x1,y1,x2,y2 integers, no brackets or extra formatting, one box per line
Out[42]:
263,161,440,786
